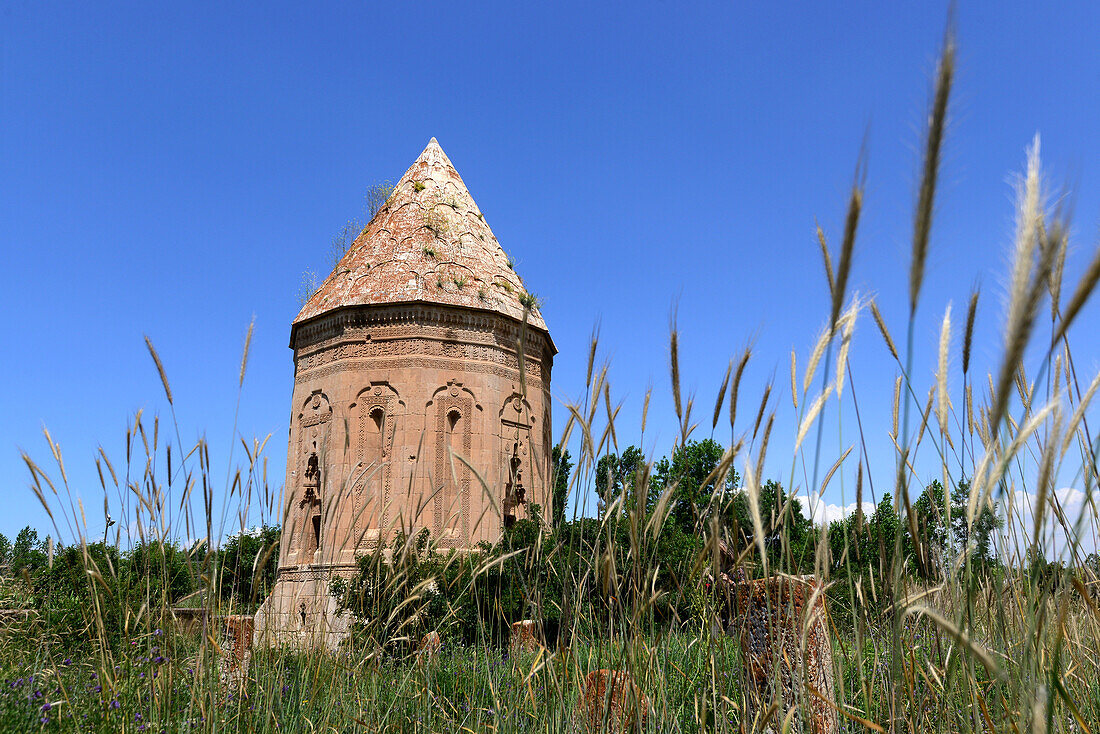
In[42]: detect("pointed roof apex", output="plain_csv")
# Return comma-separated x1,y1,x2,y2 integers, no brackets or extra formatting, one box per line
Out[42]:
414,136,452,169
292,139,549,335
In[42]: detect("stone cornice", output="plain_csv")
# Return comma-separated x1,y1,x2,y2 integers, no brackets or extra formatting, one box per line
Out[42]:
291,302,555,357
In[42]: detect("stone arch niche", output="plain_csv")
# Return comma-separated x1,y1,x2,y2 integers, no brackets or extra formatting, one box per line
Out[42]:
349,383,403,551
293,390,332,565
427,380,482,546
499,393,537,527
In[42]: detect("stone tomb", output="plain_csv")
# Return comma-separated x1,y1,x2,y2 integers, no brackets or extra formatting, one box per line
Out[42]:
254,139,555,650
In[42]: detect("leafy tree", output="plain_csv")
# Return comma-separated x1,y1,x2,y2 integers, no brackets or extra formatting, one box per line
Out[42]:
551,445,574,527
657,439,737,533
730,480,812,570
11,526,47,575
217,526,281,608
26,541,135,648
125,540,201,607
868,493,905,578
951,479,1002,574
911,480,950,580
594,446,645,516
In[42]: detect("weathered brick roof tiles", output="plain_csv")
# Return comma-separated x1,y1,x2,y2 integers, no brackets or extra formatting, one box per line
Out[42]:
294,138,547,333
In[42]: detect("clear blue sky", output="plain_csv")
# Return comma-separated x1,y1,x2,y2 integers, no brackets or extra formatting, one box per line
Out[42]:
4,2,1100,545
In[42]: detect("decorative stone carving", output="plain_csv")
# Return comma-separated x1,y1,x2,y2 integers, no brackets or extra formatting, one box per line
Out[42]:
430,382,477,544
351,383,403,548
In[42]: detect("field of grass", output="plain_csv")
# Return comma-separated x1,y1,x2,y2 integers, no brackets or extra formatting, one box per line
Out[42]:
5,30,1100,733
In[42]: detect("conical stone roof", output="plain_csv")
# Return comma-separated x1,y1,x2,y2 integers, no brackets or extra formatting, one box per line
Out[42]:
294,138,547,333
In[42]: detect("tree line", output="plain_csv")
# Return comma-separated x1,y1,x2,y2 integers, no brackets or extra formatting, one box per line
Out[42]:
0,525,280,649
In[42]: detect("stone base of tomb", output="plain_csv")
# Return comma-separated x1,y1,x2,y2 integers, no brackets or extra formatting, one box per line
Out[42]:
253,565,355,652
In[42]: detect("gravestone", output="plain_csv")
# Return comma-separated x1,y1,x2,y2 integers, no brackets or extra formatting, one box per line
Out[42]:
732,574,837,734
575,669,647,733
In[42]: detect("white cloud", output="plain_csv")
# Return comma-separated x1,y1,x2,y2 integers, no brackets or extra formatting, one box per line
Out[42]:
1000,486,1100,560
795,495,876,526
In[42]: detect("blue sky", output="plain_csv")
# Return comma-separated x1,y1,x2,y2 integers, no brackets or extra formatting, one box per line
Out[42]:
3,2,1100,546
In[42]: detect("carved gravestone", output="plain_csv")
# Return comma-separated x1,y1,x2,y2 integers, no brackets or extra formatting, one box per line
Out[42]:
219,615,255,687
732,575,837,734
509,619,541,652
574,669,647,733
417,630,442,662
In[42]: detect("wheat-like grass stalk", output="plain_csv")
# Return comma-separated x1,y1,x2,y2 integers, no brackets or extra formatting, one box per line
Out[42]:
909,30,954,315
670,317,682,427
816,221,835,296
870,299,899,362
752,383,771,442
963,287,979,377
804,325,831,393
790,350,798,409
1031,407,1061,549
729,347,751,433
831,183,862,334
892,375,901,440
936,302,952,435
1061,369,1100,458
144,334,173,406
795,385,833,451
712,360,732,432
835,296,860,398
1006,138,1043,347
989,140,1059,440
1052,241,1100,348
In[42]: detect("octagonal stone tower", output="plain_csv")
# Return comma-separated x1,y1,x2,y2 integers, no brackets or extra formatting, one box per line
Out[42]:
255,139,555,649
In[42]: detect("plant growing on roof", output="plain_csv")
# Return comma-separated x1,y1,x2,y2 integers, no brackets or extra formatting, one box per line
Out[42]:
413,180,426,192
519,291,541,311
453,275,468,289
366,180,395,217
507,256,516,270
423,210,449,238
422,246,437,258
296,268,321,308
328,219,363,271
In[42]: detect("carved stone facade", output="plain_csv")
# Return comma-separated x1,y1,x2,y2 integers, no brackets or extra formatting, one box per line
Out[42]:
254,139,554,650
